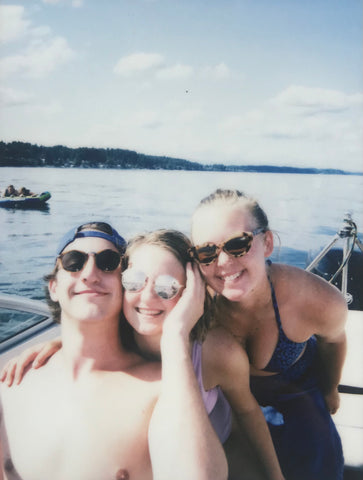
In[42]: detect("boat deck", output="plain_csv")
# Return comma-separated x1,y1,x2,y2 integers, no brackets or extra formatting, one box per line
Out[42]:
335,310,363,475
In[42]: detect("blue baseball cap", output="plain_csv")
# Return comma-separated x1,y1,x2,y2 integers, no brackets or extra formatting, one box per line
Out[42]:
57,222,127,256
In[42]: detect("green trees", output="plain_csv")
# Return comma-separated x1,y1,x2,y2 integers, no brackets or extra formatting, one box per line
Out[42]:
0,141,204,170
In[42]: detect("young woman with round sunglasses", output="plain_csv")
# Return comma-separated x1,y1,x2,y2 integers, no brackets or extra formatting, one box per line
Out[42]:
2,228,284,480
190,188,347,480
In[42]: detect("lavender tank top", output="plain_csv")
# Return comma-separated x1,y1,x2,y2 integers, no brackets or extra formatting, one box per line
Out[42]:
191,341,232,443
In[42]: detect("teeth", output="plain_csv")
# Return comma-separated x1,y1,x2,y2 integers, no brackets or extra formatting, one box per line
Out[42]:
137,308,161,316
223,272,241,281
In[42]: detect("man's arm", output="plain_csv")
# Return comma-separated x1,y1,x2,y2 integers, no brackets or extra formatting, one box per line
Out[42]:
148,263,228,480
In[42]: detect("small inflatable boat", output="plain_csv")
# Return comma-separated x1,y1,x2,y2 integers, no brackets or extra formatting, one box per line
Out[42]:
0,191,51,209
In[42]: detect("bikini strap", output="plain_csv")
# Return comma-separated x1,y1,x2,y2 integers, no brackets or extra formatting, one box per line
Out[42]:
266,259,282,329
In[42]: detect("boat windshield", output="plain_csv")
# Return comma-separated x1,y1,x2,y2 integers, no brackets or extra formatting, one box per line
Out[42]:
0,296,54,355
0,308,49,343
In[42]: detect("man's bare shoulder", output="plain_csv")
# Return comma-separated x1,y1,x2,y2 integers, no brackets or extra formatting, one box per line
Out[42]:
0,353,59,399
0,349,161,415
0,350,161,480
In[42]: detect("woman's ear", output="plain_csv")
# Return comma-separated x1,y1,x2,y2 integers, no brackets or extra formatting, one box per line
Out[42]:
48,278,59,302
263,230,274,257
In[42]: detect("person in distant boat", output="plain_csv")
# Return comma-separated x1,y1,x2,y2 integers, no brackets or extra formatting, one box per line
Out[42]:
188,188,347,480
18,187,35,197
0,221,227,480
3,185,19,197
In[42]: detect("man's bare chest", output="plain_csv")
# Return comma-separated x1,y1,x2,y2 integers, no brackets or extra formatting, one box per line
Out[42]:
1,373,159,480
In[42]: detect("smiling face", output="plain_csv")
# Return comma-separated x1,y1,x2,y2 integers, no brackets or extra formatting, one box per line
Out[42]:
49,236,123,325
192,203,273,301
122,244,186,338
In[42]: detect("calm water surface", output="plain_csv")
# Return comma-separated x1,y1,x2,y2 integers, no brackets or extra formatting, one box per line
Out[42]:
1,167,362,300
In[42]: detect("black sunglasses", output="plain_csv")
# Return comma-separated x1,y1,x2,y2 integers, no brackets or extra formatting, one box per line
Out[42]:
188,227,265,266
58,249,121,272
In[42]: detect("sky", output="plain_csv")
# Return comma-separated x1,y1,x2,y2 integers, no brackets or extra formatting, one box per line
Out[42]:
0,0,362,171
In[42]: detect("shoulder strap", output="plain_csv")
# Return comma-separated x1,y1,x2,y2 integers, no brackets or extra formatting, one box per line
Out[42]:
266,260,282,329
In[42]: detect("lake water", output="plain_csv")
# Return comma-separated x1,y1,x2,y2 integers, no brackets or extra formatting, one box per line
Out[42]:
0,167,362,301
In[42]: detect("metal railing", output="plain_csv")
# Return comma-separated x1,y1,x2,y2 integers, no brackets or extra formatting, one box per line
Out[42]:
306,213,363,305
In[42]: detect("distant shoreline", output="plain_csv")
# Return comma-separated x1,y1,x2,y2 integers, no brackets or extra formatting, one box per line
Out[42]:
1,140,362,176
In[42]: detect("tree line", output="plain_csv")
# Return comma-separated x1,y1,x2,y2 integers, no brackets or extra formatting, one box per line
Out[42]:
0,141,204,170
0,141,359,175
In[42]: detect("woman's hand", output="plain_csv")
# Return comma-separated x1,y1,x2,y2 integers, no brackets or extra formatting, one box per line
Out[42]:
0,338,62,386
162,262,205,340
324,388,340,414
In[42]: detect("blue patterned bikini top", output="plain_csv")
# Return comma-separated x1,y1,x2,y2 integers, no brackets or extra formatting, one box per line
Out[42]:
262,260,316,378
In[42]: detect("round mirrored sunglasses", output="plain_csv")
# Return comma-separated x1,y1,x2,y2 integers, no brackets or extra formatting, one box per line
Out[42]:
122,269,184,300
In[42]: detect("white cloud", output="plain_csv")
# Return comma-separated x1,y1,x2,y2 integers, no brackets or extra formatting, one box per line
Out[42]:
114,52,165,77
175,108,202,124
0,36,75,79
156,63,193,80
131,110,163,129
0,86,33,106
0,5,30,44
222,86,363,139
42,0,84,5
161,65,193,80
0,5,75,80
32,100,63,116
201,62,231,80
116,106,201,132
31,26,53,38
113,53,232,85
217,85,363,169
270,85,363,114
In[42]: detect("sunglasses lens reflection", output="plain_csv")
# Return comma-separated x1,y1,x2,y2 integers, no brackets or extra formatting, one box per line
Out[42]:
195,245,218,264
96,250,121,271
61,251,87,272
122,270,146,292
224,235,252,256
154,275,181,299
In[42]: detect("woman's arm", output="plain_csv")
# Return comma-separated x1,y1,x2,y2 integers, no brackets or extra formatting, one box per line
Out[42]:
280,266,348,414
0,441,4,480
0,338,62,386
311,280,348,414
0,396,5,480
203,328,284,480
316,332,347,414
148,263,228,480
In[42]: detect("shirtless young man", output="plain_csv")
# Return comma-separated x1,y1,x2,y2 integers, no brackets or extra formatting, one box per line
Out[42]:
0,222,227,480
